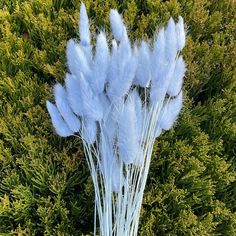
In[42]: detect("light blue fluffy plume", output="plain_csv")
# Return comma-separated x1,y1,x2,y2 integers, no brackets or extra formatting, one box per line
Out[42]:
107,32,137,102
46,3,186,192
134,41,151,87
102,101,118,144
79,3,90,46
150,16,185,104
54,83,81,133
118,93,140,165
150,60,175,104
66,73,103,120
152,28,165,78
111,160,124,192
91,32,109,94
109,9,124,41
66,39,90,77
165,17,177,62
159,91,183,130
167,56,186,97
107,40,119,87
65,73,84,116
46,101,73,137
176,16,185,51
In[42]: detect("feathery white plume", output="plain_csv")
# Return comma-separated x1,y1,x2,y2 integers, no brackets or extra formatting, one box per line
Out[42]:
167,56,186,97
111,160,123,192
66,39,90,77
165,17,177,62
129,91,144,167
65,73,84,116
104,113,117,144
150,60,176,104
92,32,109,94
99,93,111,119
107,34,136,101
54,83,81,132
46,101,73,137
109,9,124,41
107,40,119,85
78,73,103,120
110,98,124,119
118,94,139,165
107,54,136,102
111,39,118,51
159,91,183,130
65,73,103,120
131,90,143,141
134,41,151,87
117,26,132,76
176,16,185,51
151,27,166,81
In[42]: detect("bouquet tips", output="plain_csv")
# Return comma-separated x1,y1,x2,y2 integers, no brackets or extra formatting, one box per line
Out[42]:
46,2,186,235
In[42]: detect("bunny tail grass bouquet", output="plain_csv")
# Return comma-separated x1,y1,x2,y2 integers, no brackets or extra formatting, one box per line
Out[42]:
46,3,186,236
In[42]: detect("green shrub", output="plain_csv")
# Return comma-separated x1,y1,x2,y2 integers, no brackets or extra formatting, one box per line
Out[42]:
0,0,235,235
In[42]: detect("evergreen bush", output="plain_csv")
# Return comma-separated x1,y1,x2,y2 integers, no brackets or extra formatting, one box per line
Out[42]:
0,0,235,235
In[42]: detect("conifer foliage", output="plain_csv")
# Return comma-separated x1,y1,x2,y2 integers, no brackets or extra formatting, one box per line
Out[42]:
46,3,186,235
0,0,235,235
